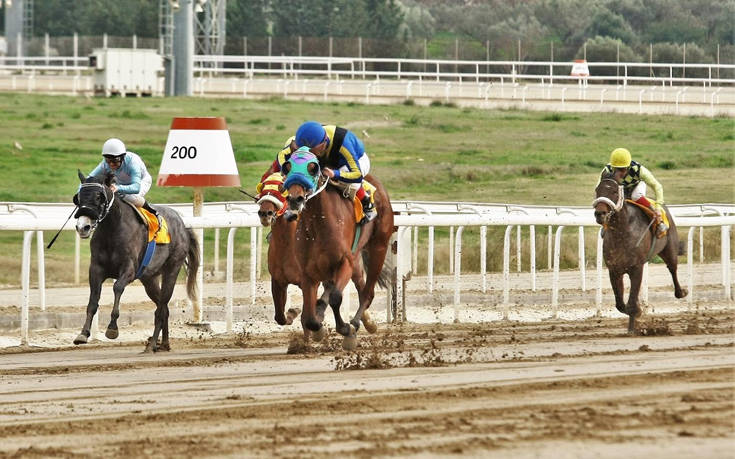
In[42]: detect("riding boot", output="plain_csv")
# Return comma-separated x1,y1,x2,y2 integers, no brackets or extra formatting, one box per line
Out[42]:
361,195,377,223
142,200,158,217
650,205,668,237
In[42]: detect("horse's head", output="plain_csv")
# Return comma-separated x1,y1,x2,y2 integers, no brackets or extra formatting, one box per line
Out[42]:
283,148,321,217
593,175,624,226
74,170,115,238
256,173,287,227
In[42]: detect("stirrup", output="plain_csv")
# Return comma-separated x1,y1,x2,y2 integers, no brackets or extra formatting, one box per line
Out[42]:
656,221,668,236
361,209,377,223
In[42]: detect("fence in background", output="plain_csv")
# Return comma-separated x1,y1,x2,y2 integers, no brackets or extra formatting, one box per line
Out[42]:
2,201,733,345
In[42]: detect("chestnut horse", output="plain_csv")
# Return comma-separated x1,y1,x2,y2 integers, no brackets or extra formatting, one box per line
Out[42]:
282,153,394,349
593,177,687,333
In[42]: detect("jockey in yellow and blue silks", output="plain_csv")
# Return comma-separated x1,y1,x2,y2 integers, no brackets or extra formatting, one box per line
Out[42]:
259,121,377,222
598,147,668,235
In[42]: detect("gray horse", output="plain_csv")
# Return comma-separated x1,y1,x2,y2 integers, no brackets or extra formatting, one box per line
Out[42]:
73,171,199,352
593,177,687,333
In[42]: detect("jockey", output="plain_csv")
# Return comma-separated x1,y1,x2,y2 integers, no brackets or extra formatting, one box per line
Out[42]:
87,138,157,216
292,121,377,222
599,147,668,235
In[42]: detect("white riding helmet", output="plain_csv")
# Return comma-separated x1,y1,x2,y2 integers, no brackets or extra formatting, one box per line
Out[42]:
101,138,127,158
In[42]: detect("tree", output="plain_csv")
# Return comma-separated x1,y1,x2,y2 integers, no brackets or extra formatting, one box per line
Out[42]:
227,0,269,38
586,9,635,45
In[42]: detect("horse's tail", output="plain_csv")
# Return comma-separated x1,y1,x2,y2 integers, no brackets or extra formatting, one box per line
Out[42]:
185,229,200,301
361,250,392,290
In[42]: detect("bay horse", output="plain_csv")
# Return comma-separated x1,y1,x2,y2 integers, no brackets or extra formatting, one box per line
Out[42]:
257,173,379,342
256,174,303,329
282,152,393,349
593,176,687,333
73,171,200,352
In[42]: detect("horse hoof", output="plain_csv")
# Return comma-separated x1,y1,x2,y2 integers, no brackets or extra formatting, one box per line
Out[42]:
361,311,378,334
286,308,301,324
158,342,171,352
676,289,688,299
73,334,88,345
312,326,327,342
105,328,119,340
342,335,357,351
627,316,638,335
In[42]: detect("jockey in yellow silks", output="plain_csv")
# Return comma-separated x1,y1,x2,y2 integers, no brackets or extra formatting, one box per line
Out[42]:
598,147,668,236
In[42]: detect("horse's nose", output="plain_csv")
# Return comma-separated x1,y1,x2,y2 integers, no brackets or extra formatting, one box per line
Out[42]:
287,195,304,211
594,210,606,224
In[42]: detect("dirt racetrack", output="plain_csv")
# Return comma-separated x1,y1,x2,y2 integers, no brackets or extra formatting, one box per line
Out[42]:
0,306,733,458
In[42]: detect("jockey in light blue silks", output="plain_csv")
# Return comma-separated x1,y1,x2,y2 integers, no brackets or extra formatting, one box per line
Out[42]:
87,138,157,215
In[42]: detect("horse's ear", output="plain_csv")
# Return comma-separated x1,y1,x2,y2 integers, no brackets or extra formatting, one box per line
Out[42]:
282,162,292,175
77,169,86,183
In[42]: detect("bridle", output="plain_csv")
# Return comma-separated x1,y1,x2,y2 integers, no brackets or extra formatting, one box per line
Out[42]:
75,182,115,232
592,179,624,213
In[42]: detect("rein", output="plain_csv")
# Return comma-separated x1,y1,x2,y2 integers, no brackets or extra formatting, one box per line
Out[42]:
305,174,329,202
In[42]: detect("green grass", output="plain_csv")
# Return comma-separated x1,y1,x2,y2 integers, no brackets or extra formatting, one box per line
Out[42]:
0,93,733,286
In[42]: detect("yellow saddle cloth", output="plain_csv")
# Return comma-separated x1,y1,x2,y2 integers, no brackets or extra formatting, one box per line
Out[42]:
352,195,365,223
141,208,171,244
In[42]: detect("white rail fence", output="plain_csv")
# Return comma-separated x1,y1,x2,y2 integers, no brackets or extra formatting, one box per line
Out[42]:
1,201,733,345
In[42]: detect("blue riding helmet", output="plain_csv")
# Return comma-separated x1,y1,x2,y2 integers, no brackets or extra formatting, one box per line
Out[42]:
295,121,327,148
283,147,320,191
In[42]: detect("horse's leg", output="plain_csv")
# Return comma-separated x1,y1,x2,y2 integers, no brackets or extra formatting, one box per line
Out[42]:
626,265,644,334
608,269,626,314
329,257,356,338
658,235,688,299
74,263,104,345
106,267,134,342
352,241,389,334
155,269,179,352
140,275,163,352
272,279,289,325
300,278,322,334
316,282,332,323
349,265,367,333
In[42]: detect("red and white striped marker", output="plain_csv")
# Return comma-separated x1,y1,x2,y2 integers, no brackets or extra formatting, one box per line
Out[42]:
157,117,241,187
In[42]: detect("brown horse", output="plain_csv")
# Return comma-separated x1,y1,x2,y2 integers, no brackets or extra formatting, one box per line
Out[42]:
284,163,394,349
257,174,362,341
593,177,687,333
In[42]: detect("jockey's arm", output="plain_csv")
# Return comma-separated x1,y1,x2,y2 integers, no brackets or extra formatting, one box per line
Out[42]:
639,166,664,204
331,132,365,183
116,166,142,194
332,147,363,183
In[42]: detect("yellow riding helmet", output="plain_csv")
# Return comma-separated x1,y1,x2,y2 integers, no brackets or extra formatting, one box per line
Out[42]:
610,148,632,168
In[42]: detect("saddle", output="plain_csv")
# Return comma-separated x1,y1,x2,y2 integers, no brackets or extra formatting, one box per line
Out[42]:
626,199,668,238
327,178,375,224
123,200,171,244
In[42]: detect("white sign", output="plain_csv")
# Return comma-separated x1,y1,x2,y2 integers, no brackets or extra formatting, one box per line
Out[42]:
570,60,590,77
157,117,241,187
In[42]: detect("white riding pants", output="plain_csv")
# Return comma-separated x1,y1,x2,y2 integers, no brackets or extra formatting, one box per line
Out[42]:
630,181,646,201
336,154,371,198
121,175,152,207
